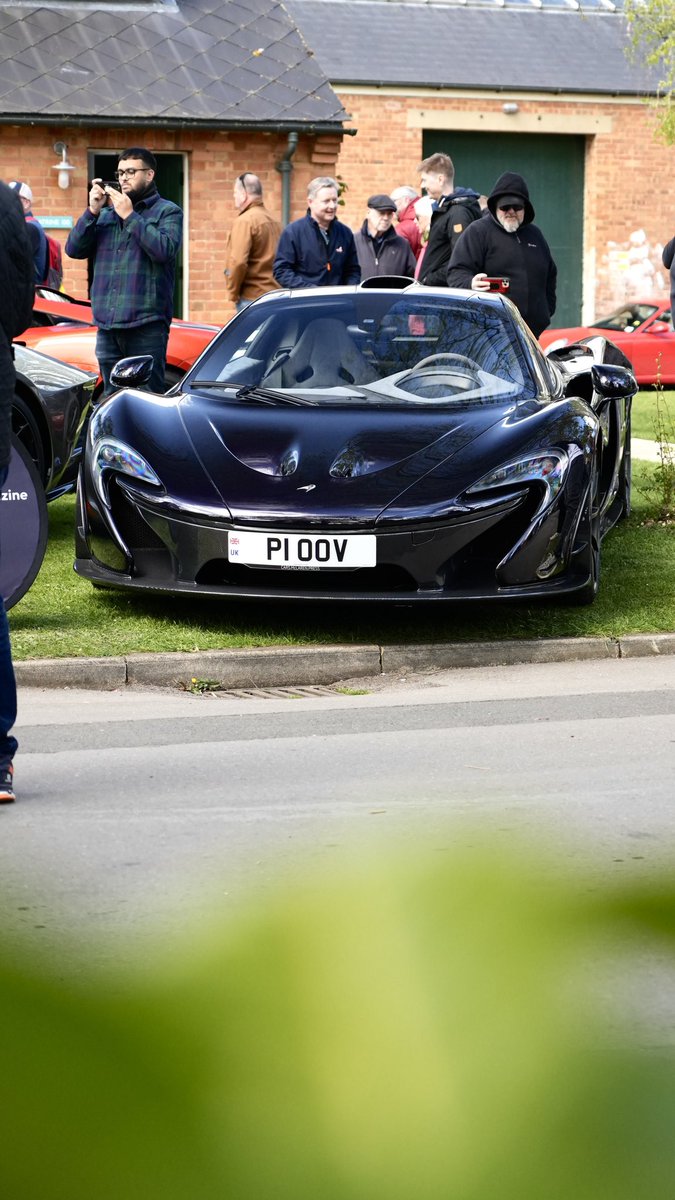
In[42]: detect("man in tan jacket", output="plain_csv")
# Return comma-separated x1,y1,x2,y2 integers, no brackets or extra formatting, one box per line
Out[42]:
224,173,281,311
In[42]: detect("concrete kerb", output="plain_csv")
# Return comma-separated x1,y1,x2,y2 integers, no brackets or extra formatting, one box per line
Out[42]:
12,633,675,691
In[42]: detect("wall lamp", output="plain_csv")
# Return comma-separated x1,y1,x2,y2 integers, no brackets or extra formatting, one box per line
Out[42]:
52,141,75,189
502,102,520,115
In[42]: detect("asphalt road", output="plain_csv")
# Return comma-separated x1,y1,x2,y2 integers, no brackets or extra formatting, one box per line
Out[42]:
2,655,674,960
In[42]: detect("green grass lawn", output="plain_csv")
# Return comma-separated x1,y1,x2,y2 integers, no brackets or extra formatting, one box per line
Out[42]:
8,458,674,661
631,387,675,441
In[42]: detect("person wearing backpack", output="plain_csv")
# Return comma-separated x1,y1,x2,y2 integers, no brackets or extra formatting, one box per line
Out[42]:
416,153,482,287
7,181,63,290
0,181,35,804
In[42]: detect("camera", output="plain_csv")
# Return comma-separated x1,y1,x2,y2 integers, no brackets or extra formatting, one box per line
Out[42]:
484,277,510,293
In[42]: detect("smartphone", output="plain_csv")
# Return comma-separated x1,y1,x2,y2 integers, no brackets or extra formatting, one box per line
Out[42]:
484,277,510,292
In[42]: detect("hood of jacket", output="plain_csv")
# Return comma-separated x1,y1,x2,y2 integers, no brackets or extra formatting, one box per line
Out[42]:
487,172,534,225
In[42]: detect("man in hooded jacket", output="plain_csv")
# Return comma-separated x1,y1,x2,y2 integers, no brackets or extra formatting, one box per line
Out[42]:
447,171,557,338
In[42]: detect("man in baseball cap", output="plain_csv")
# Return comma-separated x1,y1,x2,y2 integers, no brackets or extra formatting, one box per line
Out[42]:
353,193,416,280
8,180,48,283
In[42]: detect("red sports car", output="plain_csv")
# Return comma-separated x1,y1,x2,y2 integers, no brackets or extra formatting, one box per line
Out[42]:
20,288,220,396
540,299,674,386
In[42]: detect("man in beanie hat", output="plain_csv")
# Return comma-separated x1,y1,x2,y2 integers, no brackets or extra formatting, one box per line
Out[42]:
353,194,417,280
447,171,557,337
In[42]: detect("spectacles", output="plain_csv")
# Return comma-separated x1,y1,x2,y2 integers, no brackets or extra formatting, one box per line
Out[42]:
115,167,149,180
498,204,524,213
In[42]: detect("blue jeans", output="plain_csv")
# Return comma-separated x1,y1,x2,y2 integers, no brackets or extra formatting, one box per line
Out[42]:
96,321,170,396
0,466,17,772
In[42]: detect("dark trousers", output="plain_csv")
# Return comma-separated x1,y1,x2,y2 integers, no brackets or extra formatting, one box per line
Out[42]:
96,320,169,396
0,465,17,772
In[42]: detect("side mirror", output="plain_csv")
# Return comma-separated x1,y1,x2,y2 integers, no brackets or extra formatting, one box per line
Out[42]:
646,320,670,335
109,355,154,389
591,363,636,399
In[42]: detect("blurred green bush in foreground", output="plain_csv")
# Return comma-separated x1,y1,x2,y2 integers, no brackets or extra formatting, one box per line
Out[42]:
1,843,674,1198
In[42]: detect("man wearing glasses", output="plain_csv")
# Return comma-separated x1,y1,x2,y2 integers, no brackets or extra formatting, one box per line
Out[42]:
66,148,183,394
447,171,557,338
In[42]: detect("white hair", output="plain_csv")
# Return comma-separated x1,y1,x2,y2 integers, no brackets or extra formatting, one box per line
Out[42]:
307,176,339,199
413,195,433,219
390,186,418,204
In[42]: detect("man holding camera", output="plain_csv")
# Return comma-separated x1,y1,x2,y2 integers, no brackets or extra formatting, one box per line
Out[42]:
447,171,557,338
66,147,183,394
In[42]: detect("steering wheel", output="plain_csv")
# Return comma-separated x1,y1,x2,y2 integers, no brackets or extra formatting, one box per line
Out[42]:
412,352,481,373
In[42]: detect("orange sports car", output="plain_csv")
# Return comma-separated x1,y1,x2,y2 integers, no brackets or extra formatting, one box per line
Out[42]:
21,288,220,396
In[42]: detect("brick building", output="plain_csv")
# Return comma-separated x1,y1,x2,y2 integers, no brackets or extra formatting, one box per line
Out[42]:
0,0,351,325
286,0,675,324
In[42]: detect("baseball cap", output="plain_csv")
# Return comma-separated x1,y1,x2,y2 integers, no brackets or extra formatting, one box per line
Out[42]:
367,193,396,212
9,181,33,203
496,194,524,209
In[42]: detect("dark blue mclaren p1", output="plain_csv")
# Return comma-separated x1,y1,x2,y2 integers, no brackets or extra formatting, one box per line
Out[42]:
75,283,636,605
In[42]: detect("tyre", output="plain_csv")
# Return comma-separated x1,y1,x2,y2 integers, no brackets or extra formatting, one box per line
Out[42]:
11,394,47,485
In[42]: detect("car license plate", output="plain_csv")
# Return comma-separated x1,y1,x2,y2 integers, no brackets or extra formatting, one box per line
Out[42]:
228,530,376,569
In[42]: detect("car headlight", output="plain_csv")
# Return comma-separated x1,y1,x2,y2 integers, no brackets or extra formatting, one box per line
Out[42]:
92,437,162,508
466,450,569,511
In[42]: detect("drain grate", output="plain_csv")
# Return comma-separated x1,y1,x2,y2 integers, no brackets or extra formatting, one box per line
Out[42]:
218,685,342,700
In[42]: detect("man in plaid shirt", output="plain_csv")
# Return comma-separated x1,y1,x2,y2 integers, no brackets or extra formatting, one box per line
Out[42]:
66,147,183,395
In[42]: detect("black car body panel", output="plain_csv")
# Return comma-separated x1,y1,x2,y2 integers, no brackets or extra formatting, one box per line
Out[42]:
12,343,97,500
75,285,635,604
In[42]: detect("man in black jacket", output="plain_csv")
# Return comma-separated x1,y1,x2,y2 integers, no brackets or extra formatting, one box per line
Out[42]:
0,181,35,804
353,194,417,281
447,171,557,338
416,153,481,287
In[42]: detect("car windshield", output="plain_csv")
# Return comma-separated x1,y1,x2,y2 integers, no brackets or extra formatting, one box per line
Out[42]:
594,304,668,333
188,291,538,408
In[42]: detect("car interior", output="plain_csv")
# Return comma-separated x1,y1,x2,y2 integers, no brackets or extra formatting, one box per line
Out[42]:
194,298,534,404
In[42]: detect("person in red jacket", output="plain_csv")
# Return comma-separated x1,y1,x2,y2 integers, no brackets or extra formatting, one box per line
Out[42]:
390,186,422,261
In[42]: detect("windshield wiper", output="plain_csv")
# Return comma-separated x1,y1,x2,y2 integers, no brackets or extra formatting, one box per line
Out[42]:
235,384,312,406
191,381,240,389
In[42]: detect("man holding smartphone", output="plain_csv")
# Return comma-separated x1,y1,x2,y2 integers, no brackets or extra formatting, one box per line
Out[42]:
447,171,557,338
66,147,183,394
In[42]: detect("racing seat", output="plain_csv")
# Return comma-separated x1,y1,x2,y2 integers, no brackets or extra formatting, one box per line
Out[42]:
265,318,377,388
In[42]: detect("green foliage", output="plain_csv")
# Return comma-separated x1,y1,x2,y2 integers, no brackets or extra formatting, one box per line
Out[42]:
651,385,675,518
630,386,674,440
2,843,675,1197
181,677,223,694
625,0,675,142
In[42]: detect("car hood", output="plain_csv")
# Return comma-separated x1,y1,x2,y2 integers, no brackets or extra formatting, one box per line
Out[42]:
177,394,517,524
18,325,100,376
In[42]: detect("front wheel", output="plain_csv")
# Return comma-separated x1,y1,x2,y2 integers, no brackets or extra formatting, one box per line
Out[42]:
12,394,47,485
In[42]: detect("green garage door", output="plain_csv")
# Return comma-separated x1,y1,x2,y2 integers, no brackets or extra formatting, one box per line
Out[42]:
424,131,584,326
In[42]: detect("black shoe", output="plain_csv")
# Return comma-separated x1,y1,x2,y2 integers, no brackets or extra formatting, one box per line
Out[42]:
0,764,15,804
